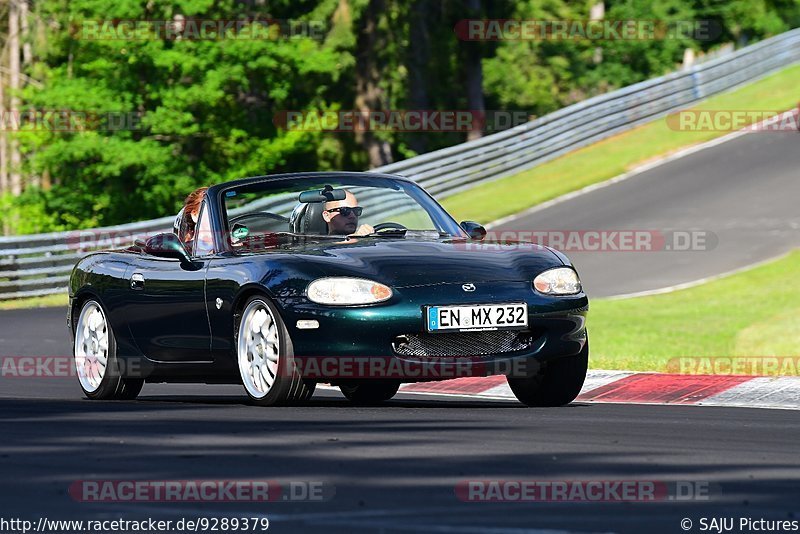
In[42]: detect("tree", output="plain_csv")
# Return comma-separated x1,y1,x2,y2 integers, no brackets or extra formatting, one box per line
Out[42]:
8,0,23,196
5,0,799,234
353,0,393,167
13,0,350,230
461,0,485,141
1,6,7,199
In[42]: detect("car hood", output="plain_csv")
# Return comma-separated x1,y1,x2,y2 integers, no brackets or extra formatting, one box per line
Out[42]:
240,237,565,288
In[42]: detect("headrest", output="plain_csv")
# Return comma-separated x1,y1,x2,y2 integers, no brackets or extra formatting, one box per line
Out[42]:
289,202,328,235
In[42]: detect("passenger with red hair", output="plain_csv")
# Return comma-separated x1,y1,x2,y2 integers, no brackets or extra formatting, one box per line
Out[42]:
174,187,209,244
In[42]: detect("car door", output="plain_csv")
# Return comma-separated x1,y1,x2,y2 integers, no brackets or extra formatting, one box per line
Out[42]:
124,204,214,362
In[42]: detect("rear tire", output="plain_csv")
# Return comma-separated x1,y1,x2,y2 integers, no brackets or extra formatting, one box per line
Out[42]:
507,339,588,407
236,296,315,406
340,380,400,405
73,299,144,400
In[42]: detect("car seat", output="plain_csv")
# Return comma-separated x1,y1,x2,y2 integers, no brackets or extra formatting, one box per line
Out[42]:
289,202,328,235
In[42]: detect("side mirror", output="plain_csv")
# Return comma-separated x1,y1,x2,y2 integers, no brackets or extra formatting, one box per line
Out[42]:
144,233,197,269
460,221,487,241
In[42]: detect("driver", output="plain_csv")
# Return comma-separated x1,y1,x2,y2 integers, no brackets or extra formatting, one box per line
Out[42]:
322,190,374,236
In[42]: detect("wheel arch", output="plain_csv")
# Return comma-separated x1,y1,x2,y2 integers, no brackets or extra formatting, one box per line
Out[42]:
70,287,104,332
231,284,279,333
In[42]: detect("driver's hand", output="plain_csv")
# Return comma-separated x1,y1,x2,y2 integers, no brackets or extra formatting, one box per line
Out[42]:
349,224,374,237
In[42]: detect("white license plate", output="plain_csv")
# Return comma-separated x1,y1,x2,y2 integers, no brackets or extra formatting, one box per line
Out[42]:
426,303,528,332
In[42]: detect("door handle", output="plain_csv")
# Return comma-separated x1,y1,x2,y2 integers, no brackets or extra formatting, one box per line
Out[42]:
130,273,145,290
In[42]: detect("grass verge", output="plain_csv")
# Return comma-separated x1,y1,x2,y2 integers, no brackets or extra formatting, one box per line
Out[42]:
443,63,800,224
0,293,68,311
589,250,800,372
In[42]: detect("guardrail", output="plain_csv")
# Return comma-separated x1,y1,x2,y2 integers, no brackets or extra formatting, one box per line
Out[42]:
2,28,799,300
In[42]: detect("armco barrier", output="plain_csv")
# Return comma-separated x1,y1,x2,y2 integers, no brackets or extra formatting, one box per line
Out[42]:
1,28,799,299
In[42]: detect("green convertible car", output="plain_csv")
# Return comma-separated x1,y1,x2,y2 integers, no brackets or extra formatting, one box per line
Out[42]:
68,172,589,406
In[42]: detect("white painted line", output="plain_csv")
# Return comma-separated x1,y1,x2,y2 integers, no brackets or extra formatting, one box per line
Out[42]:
486,107,798,231
482,107,800,300
485,129,752,230
603,251,792,300
579,399,800,411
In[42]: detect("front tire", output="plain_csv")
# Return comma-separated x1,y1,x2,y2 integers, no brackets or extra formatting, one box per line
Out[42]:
340,380,400,405
236,296,315,406
507,339,588,407
73,299,144,400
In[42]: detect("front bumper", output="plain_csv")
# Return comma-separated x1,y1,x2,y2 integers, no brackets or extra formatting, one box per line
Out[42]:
277,281,588,381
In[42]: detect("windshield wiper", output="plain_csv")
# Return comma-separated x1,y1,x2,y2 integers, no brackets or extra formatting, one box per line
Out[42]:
358,229,451,239
278,231,346,240
370,229,408,237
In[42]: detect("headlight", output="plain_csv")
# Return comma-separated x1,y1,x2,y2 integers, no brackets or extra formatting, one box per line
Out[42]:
307,277,393,305
533,267,582,295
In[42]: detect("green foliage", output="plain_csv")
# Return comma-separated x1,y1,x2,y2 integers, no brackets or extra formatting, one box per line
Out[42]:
483,0,594,114
5,0,799,234
10,0,356,231
588,0,696,87
695,0,800,45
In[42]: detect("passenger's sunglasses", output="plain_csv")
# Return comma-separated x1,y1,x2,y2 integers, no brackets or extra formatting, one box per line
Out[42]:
325,206,363,217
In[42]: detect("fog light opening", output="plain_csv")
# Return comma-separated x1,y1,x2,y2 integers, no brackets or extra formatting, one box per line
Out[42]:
393,335,410,353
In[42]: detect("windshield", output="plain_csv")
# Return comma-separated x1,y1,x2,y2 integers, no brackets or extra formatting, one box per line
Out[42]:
220,175,465,250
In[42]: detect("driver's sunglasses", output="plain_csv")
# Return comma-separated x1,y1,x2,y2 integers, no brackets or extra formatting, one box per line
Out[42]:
326,206,363,217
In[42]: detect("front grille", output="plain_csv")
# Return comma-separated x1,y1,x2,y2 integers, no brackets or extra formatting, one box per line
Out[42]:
393,330,536,358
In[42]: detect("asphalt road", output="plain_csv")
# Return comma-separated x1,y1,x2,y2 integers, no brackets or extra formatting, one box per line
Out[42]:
2,308,800,533
494,131,800,297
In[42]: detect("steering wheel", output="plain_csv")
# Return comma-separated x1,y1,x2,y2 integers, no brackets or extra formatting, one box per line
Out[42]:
373,222,407,233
